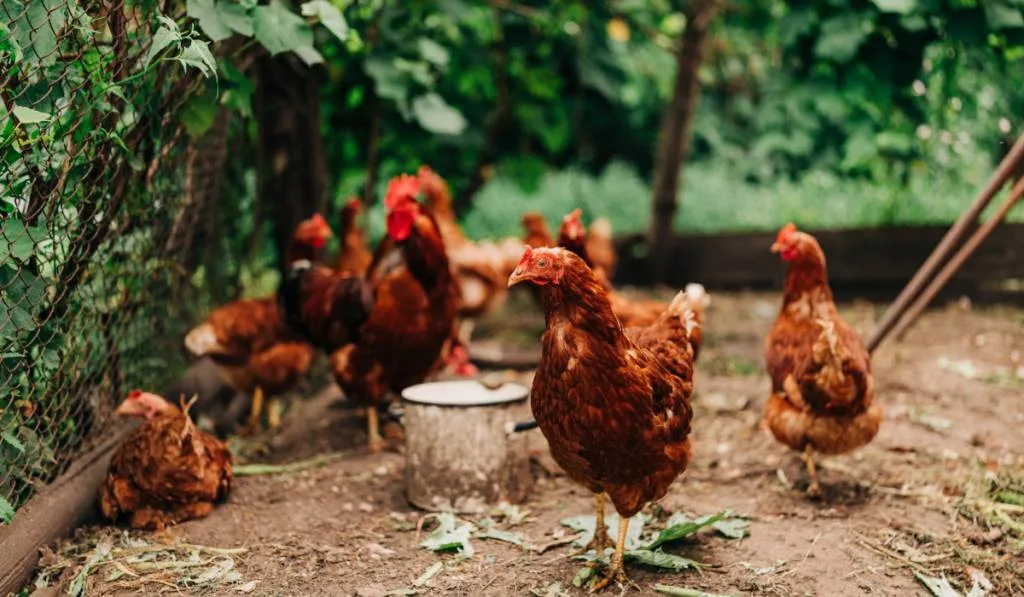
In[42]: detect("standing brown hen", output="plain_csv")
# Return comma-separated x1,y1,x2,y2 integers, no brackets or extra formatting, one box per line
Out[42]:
101,391,233,531
508,246,697,591
184,215,330,434
763,223,881,498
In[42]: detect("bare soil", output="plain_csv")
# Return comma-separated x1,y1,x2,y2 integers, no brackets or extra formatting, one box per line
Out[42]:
28,292,1024,597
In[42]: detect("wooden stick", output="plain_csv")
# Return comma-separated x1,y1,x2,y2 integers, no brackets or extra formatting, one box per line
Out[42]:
889,175,1024,342
866,133,1024,353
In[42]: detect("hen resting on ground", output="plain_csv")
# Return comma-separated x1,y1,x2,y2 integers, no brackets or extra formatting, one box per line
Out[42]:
100,391,233,531
508,246,697,591
763,223,881,498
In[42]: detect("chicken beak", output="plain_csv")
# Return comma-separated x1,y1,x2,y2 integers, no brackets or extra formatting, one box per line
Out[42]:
770,241,781,254
113,403,131,416
507,270,526,288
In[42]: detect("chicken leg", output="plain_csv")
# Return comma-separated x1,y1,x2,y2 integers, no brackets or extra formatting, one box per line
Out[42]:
577,493,612,555
267,397,282,430
366,407,386,452
590,514,630,593
240,386,265,436
803,444,822,498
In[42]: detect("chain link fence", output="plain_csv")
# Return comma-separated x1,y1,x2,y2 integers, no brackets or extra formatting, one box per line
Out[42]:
1,0,236,522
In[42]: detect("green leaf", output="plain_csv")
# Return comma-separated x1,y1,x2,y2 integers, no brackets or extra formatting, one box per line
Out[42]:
12,105,50,124
177,40,218,77
412,93,467,135
1,219,38,261
627,549,702,571
0,496,13,524
365,57,410,116
420,513,474,558
870,0,916,15
219,2,254,36
561,513,647,550
5,0,71,67
220,62,256,117
181,92,219,136
188,0,233,41
712,517,750,539
814,14,873,62
144,20,181,68
981,0,1024,30
302,0,349,42
292,45,325,65
417,38,450,67
646,511,728,550
252,0,315,55
778,8,817,46
1,430,25,452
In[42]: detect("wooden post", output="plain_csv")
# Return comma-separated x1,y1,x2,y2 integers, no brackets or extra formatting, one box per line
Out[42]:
889,176,1024,342
402,381,533,514
647,0,718,284
867,133,1024,352
255,54,329,275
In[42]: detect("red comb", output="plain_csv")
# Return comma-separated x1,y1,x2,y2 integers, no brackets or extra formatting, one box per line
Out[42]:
776,223,797,244
385,174,420,210
565,208,582,223
345,197,361,210
516,245,534,268
310,213,327,226
128,389,142,399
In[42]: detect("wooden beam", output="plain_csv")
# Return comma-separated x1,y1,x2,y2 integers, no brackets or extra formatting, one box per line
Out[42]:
866,133,1024,352
889,176,1024,343
0,421,137,596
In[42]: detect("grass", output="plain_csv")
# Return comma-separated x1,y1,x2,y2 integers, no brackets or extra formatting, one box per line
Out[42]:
456,155,1019,240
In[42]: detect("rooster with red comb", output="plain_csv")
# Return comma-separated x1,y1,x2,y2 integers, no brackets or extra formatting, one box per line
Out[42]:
281,172,459,451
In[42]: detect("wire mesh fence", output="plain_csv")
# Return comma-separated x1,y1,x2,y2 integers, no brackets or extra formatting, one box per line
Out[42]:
0,0,230,522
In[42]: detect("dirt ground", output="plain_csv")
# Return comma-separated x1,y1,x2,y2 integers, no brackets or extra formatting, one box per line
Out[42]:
27,291,1024,597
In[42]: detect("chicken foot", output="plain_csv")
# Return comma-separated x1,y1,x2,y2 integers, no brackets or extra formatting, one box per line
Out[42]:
267,398,282,431
803,444,822,499
589,515,631,593
576,493,613,555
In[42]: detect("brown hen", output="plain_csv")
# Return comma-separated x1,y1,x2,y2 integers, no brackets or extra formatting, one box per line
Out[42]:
508,246,697,591
184,215,330,434
335,197,373,277
763,223,881,498
101,391,233,531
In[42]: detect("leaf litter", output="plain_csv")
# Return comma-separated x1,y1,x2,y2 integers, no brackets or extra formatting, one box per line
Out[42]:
34,528,247,595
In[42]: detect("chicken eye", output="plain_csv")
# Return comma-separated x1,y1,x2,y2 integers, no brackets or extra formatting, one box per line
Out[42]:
536,258,549,268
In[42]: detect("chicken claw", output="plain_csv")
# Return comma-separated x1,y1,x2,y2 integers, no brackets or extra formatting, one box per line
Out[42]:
588,514,631,593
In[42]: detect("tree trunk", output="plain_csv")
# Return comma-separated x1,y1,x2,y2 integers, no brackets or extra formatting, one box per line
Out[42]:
647,1,718,284
255,54,328,274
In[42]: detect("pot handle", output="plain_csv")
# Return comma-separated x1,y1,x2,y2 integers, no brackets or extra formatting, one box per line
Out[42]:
504,418,538,435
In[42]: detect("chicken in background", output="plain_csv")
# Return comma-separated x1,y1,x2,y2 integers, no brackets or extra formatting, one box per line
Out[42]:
100,391,233,531
418,165,523,345
557,208,710,359
282,174,460,451
508,246,697,591
763,223,881,498
522,211,555,248
184,215,331,435
585,216,617,279
335,197,373,277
